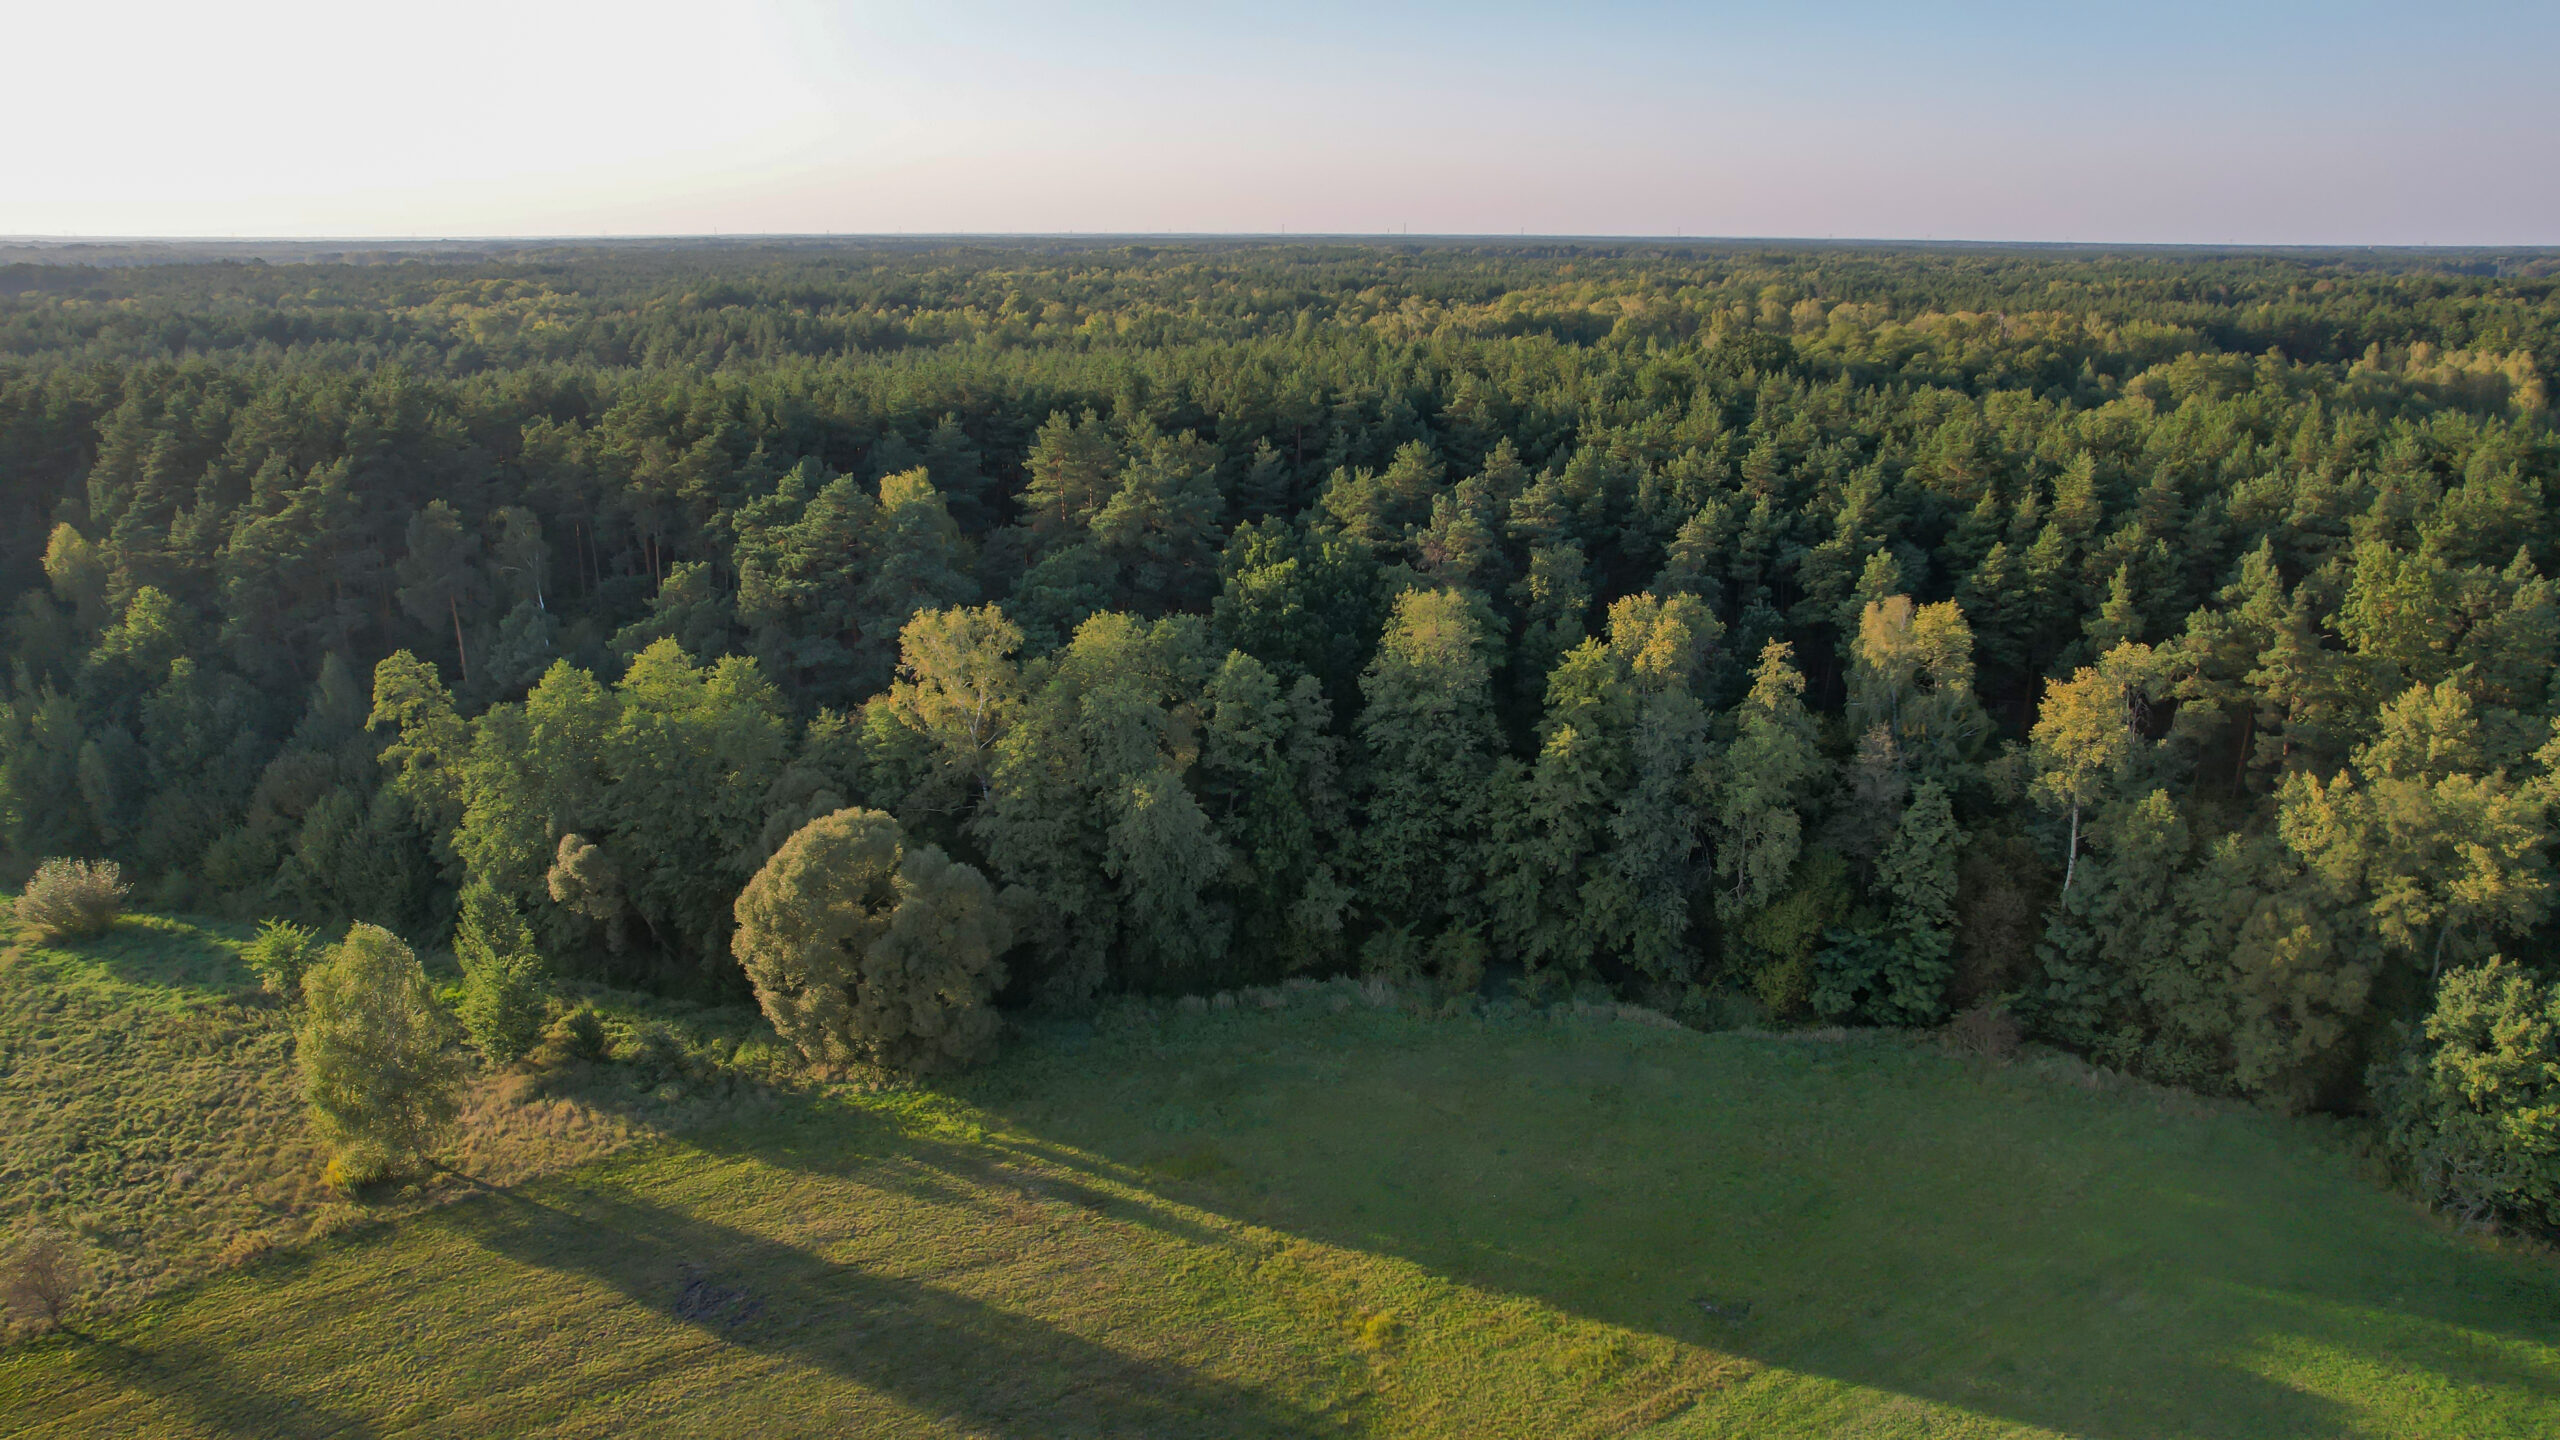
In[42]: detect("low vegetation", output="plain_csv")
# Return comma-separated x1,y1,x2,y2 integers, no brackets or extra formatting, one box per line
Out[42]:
0,914,792,1333
6,989,2558,1437
0,1229,84,1333
13,860,128,944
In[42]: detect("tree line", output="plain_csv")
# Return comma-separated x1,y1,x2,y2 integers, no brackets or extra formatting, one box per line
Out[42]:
4,240,2559,1225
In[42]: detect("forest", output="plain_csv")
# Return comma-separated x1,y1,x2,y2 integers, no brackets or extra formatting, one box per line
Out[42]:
4,238,2559,1227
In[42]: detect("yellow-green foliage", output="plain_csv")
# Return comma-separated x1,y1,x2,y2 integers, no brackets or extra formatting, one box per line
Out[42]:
239,919,317,1000
2377,956,2560,1230
13,859,128,943
732,808,1010,1075
453,883,546,1065
1736,847,1859,1016
295,924,463,1185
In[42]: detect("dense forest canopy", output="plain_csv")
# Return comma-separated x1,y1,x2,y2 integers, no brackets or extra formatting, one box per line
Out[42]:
5,237,2558,1120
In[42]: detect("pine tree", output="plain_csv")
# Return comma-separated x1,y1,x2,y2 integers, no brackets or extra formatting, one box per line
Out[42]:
1197,652,1351,977
1355,589,1502,968
392,502,487,689
1512,543,1591,699
978,613,1228,1001
454,880,547,1065
1874,780,1962,1024
1709,641,1824,929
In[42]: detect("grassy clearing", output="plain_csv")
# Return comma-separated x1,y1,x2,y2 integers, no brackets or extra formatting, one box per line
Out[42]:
0,914,326,1311
0,915,794,1326
7,981,2559,1438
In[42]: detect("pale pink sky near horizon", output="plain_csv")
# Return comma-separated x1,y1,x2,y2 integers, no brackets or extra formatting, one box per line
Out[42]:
6,0,2554,245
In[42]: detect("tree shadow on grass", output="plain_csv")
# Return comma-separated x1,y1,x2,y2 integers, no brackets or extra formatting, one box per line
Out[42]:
452,1183,1331,1438
11,914,256,999
45,1336,381,1440
949,1018,2560,1440
676,1099,1258,1260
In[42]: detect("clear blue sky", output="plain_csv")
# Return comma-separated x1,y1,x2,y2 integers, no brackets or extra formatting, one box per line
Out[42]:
6,1,2552,243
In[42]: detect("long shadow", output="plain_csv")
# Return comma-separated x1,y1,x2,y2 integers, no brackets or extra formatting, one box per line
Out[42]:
34,1336,381,1440
17,914,258,998
672,1098,1259,1259
945,1013,2560,1440
38,1010,2552,1438
452,1183,1329,1438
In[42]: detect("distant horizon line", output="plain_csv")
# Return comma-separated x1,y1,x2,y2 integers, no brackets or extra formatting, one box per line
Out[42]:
3,233,2553,253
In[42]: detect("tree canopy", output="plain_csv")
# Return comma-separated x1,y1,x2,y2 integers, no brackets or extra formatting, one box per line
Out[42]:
4,237,2557,1124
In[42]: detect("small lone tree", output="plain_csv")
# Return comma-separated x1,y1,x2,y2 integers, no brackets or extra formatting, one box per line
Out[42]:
733,808,1012,1075
454,881,547,1065
15,858,128,942
2,1228,86,1331
297,924,464,1186
242,918,319,1000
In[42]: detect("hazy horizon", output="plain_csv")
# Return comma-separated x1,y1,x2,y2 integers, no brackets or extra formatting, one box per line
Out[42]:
8,1,2555,246
7,234,2554,250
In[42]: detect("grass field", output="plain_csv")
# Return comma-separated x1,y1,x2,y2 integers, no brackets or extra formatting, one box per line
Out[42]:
0,915,788,1320
6,970,2559,1439
0,915,329,1311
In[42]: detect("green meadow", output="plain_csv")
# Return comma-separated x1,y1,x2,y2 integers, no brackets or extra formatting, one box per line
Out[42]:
6,956,2558,1439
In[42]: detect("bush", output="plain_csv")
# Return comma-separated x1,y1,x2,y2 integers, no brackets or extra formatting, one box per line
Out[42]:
242,918,319,999
620,1020,691,1087
14,858,129,942
733,807,1012,1075
454,882,547,1064
1952,833,2052,1009
1729,847,1858,1018
1812,927,1951,1027
1944,997,2022,1061
2375,957,2560,1232
2,1227,87,1330
536,1005,610,1065
297,924,464,1185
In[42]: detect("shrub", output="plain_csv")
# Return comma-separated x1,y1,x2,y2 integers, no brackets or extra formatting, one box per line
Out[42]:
242,918,319,999
620,1020,692,1087
1945,997,2022,1062
1952,833,2053,1008
297,924,464,1185
14,858,129,942
2,1227,87,1330
537,1005,610,1065
1812,927,1952,1027
1729,847,1858,1018
2375,957,2560,1231
454,881,547,1064
733,807,1012,1075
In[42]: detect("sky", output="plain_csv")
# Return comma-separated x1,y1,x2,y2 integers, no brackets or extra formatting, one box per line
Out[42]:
4,0,2554,245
